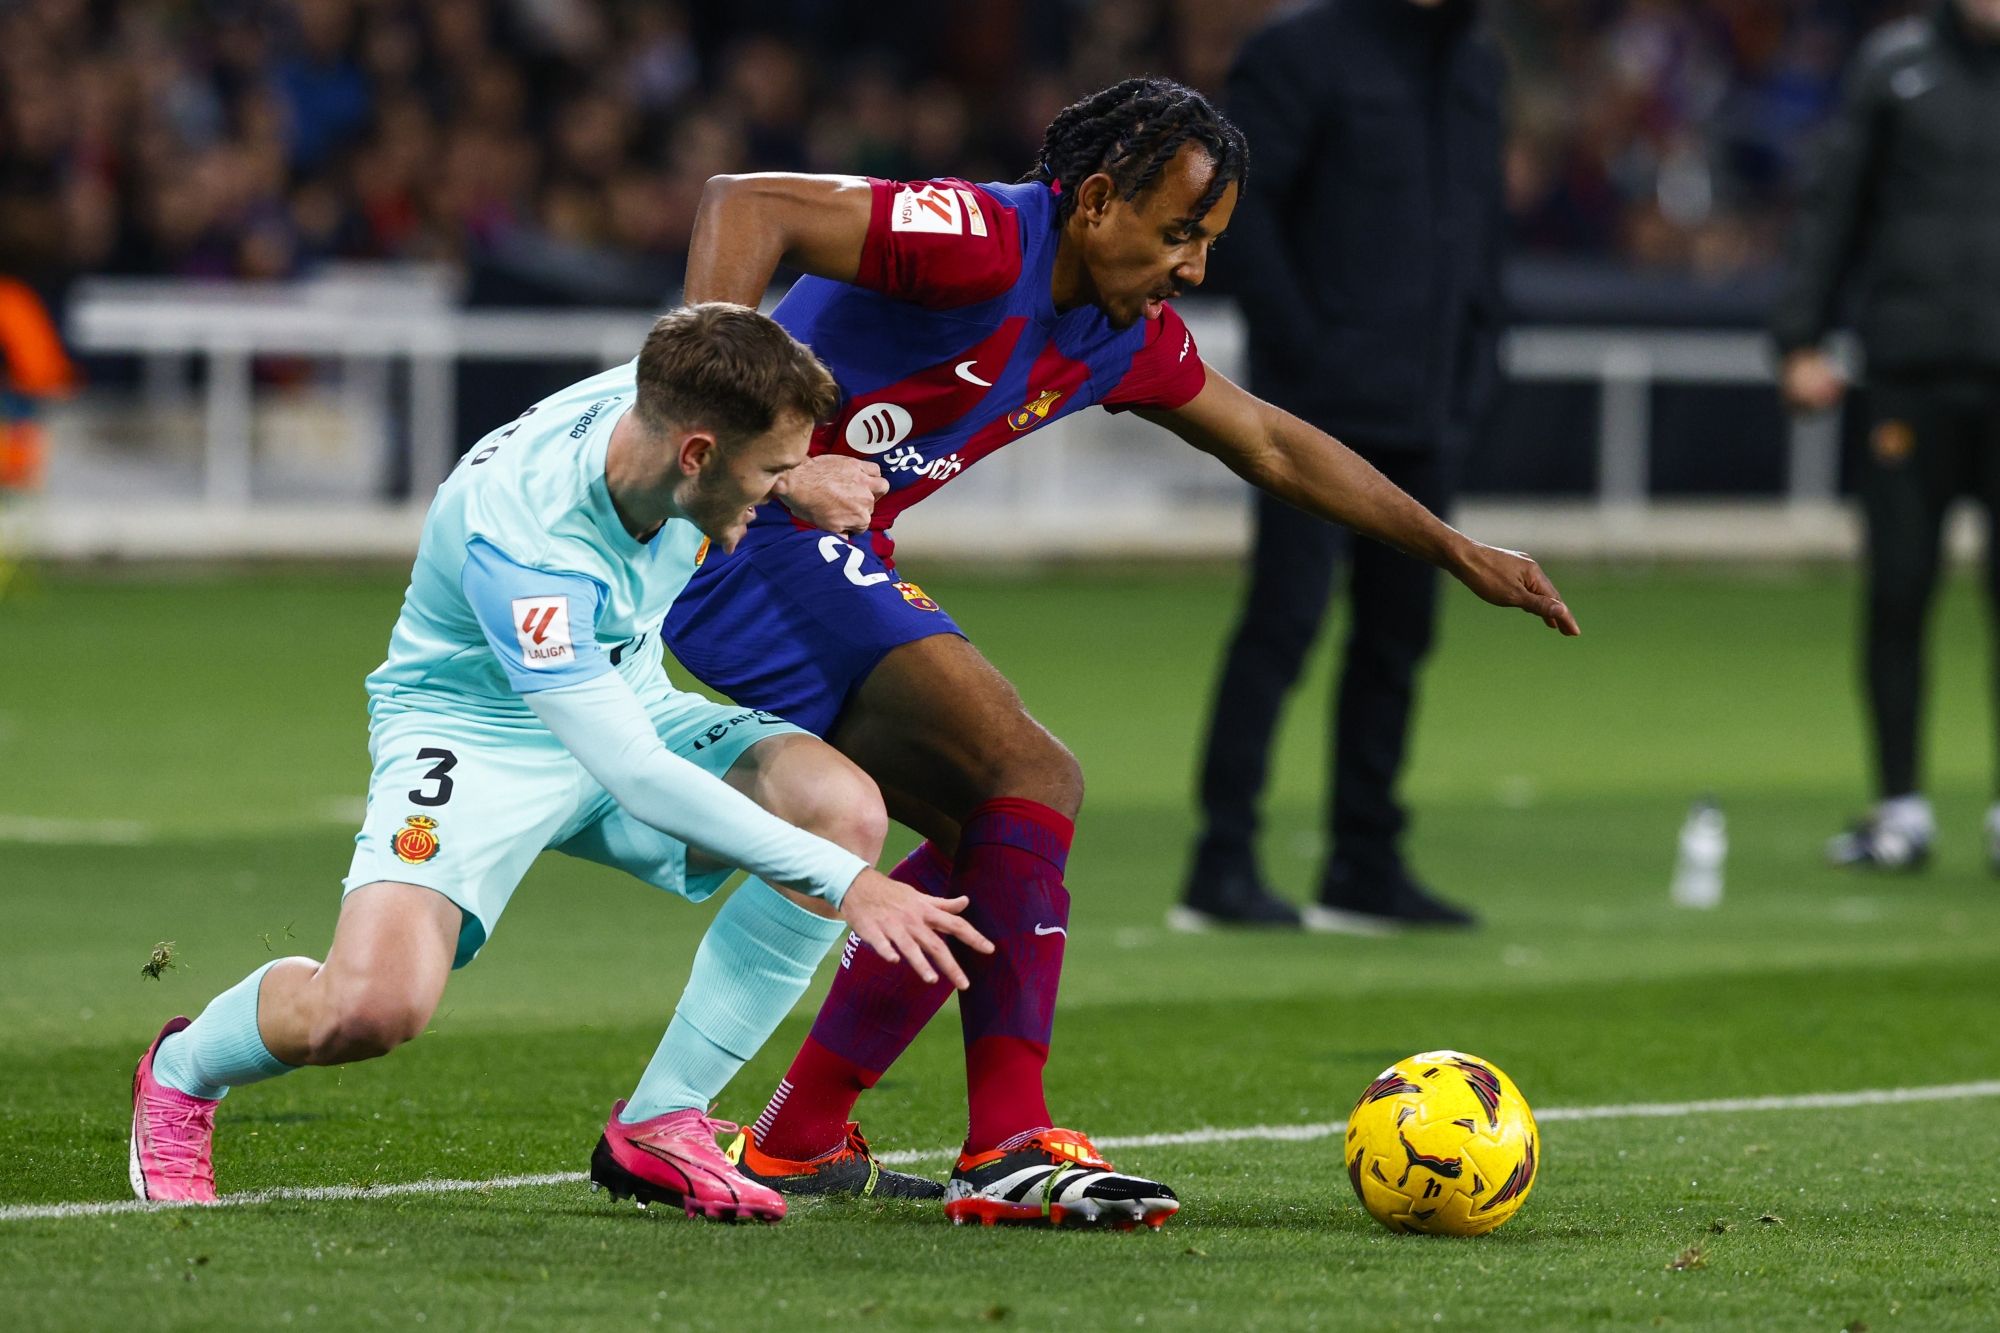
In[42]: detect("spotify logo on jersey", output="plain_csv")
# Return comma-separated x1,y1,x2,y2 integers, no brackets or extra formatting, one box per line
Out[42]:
844,402,913,454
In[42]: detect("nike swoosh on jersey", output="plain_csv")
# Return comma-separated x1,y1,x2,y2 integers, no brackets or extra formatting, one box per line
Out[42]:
954,360,993,387
1033,924,1067,937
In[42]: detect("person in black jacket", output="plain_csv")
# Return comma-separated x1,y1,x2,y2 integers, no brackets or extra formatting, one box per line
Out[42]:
1173,0,1507,932
1773,0,2000,871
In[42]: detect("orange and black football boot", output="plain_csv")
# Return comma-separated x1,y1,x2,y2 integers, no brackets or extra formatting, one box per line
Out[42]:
724,1121,945,1199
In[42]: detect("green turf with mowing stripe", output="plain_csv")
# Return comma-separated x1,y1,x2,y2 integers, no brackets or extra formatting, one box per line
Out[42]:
1,565,1996,1330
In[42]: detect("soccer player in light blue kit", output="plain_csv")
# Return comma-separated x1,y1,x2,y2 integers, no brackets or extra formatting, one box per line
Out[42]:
128,304,990,1222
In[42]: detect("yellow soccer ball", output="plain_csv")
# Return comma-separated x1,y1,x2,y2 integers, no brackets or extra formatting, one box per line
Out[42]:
1344,1050,1538,1236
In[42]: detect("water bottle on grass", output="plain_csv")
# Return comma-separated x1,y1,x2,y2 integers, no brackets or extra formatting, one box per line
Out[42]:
1672,797,1725,910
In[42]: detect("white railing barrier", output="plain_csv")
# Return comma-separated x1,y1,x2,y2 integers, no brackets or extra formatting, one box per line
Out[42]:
1,276,1896,562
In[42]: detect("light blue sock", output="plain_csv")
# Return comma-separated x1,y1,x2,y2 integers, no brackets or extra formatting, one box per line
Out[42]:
620,879,846,1124
153,959,298,1101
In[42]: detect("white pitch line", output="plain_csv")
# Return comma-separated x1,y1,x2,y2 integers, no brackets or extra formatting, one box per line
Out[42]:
8,1079,1999,1224
878,1077,2000,1164
0,1172,586,1223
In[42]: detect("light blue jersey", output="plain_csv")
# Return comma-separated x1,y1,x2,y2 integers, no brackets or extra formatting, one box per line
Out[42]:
365,361,702,729
341,360,865,967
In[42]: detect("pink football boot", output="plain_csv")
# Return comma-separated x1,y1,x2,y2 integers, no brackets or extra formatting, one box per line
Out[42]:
129,1017,219,1203
589,1101,785,1223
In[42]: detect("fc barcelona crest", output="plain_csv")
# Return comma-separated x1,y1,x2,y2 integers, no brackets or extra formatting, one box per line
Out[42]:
894,581,940,612
1007,389,1062,431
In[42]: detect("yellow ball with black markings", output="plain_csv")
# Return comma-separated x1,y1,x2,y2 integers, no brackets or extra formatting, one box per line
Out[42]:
1344,1050,1538,1236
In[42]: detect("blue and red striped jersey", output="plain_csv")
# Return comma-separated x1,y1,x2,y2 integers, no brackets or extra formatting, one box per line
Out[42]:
766,177,1209,557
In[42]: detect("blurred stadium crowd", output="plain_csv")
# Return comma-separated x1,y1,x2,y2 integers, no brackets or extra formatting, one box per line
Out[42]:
0,0,1919,299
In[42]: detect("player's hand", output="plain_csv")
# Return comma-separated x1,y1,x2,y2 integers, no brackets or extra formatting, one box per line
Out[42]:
837,868,993,990
773,455,889,535
1450,540,1580,636
1780,349,1846,414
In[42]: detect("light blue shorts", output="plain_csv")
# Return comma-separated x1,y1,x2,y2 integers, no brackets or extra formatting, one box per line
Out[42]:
343,692,801,968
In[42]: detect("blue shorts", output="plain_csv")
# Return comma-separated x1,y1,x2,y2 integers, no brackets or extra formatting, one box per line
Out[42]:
664,524,961,736
343,693,801,968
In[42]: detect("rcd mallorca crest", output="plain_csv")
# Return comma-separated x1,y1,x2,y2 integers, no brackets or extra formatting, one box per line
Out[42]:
393,815,441,865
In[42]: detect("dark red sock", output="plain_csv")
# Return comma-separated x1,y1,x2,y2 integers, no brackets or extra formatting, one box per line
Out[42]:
955,797,1073,1153
753,841,956,1160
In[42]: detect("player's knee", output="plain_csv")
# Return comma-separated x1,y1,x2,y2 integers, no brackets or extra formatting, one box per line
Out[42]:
1049,740,1086,815
982,728,1085,820
791,763,889,860
306,984,432,1065
843,794,892,862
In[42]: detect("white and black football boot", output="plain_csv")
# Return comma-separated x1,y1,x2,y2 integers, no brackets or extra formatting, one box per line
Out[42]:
942,1127,1178,1230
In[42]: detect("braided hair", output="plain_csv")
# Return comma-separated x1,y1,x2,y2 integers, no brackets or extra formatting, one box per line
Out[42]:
1024,77,1248,226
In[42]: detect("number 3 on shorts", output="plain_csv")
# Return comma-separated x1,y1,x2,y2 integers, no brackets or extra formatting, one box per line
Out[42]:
408,747,458,807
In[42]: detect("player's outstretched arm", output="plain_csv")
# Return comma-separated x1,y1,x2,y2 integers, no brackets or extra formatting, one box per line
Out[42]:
456,540,988,972
527,676,993,984
1140,370,1579,636
686,173,875,307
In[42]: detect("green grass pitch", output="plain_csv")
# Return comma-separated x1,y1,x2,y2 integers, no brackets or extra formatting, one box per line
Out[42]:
2,562,1998,1330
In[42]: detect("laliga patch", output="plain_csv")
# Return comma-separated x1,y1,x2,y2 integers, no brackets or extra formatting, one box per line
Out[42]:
895,581,940,612
891,184,978,235
512,595,574,670
393,815,441,865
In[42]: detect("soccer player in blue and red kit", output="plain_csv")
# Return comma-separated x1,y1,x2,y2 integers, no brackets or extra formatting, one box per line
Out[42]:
665,78,1580,1228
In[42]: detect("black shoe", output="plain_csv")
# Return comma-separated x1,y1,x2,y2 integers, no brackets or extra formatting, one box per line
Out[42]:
1168,860,1302,930
1304,863,1478,934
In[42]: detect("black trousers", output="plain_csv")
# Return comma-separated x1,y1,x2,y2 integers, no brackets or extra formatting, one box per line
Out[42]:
1860,371,2000,799
1192,445,1452,890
